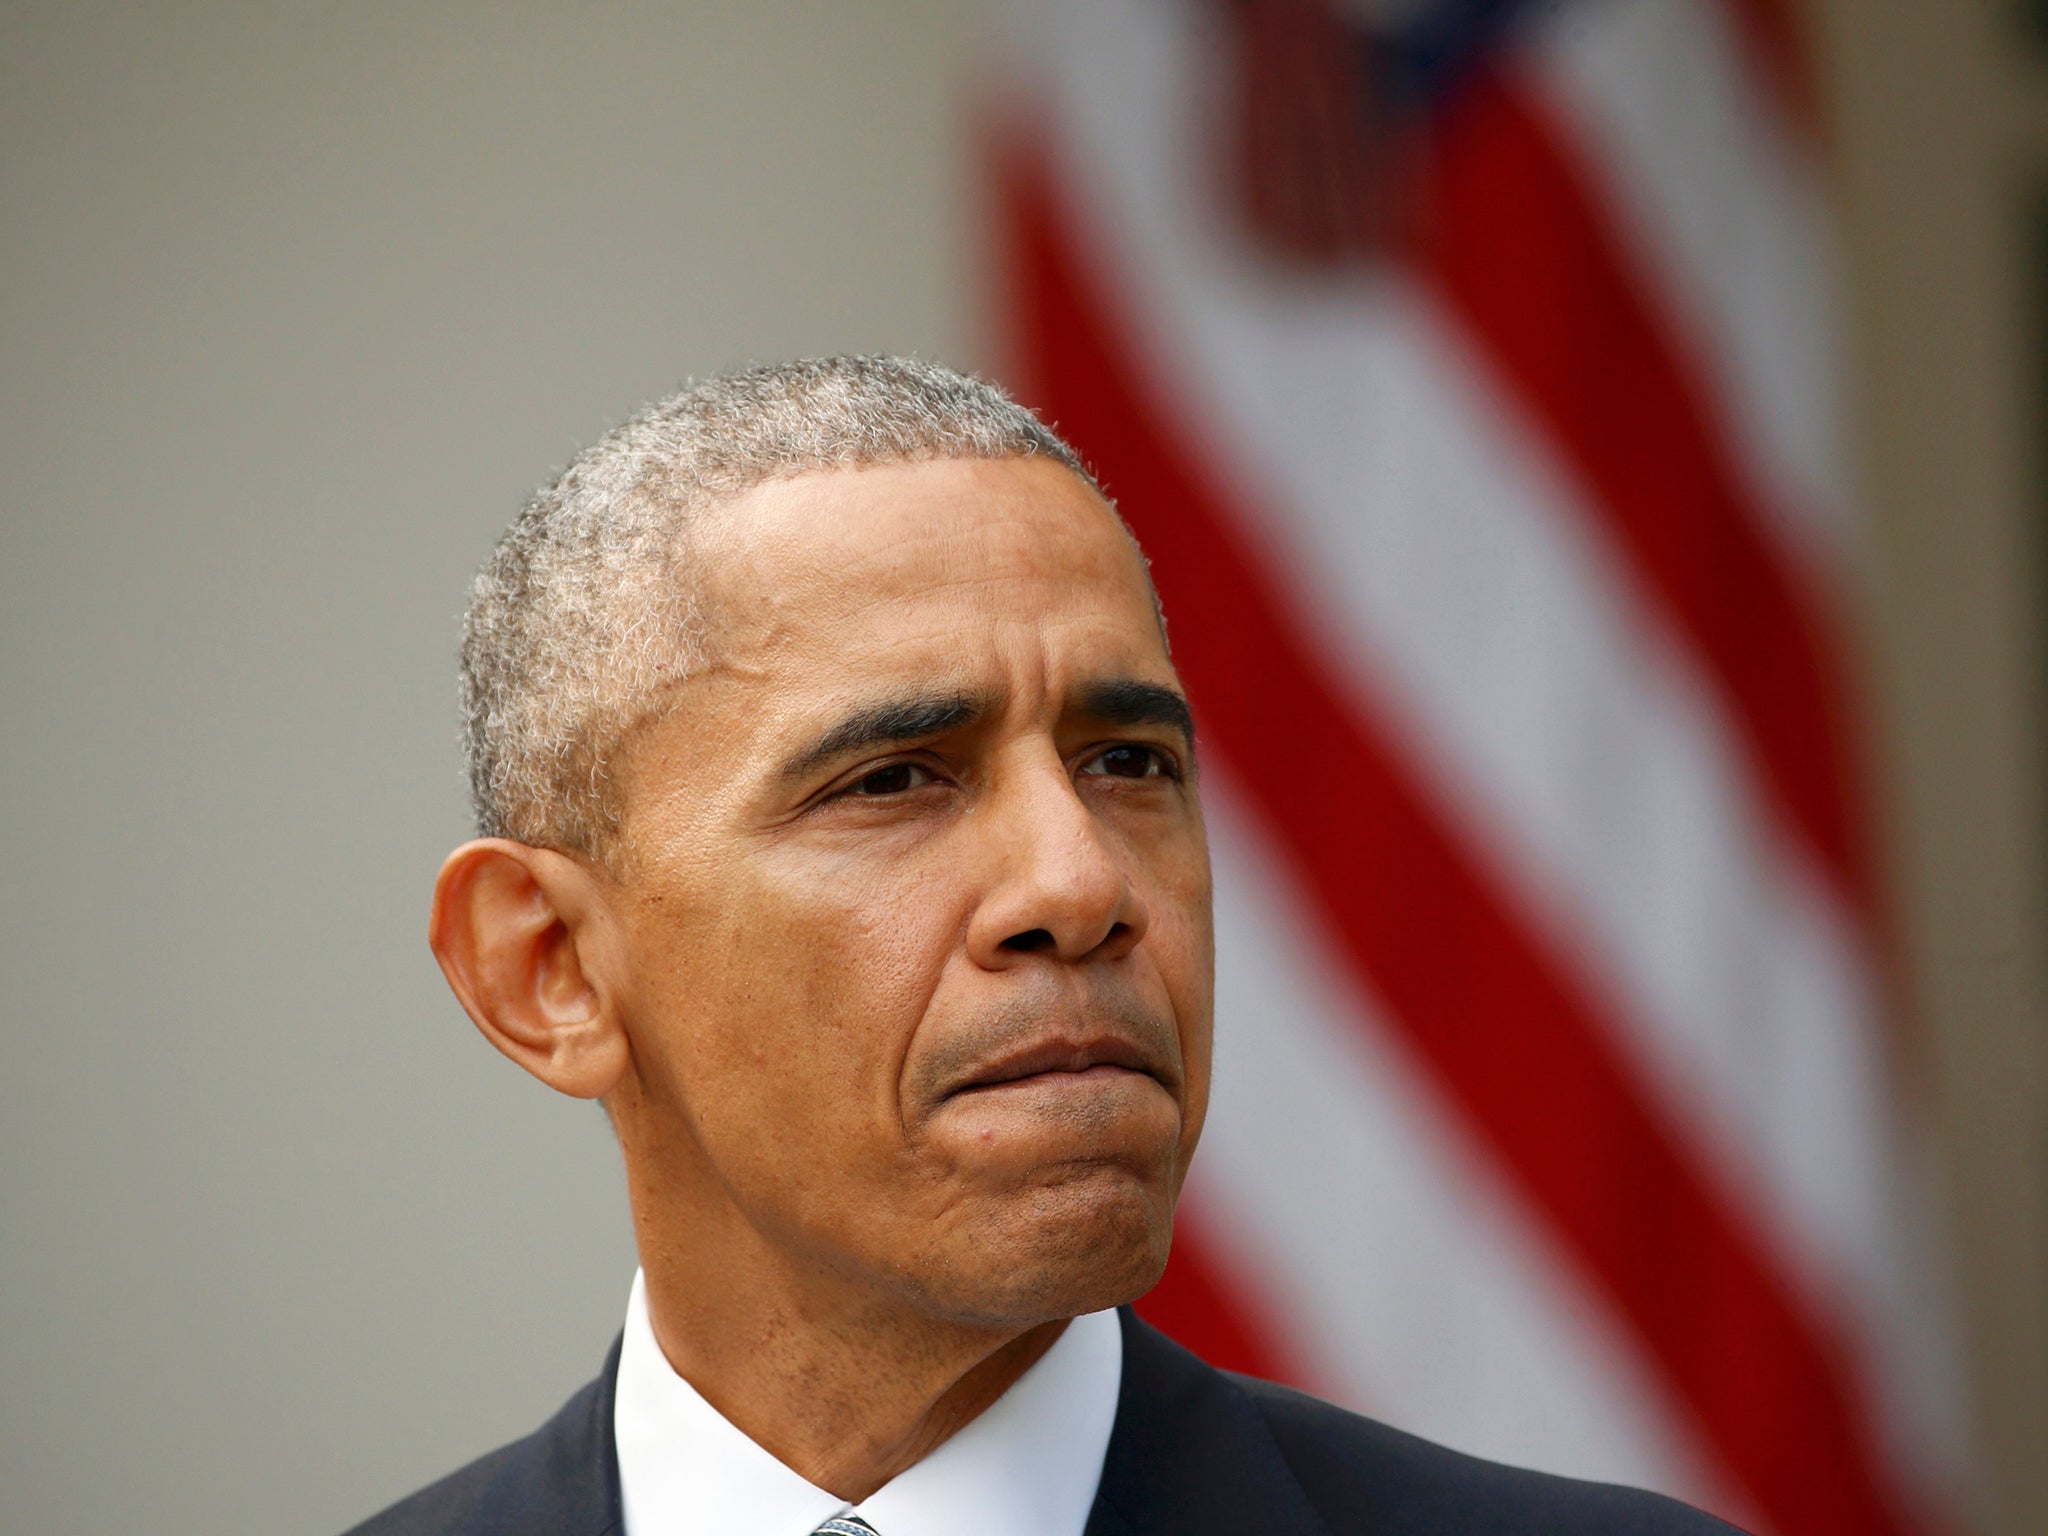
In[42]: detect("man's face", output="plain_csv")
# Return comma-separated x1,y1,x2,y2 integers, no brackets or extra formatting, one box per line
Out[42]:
603,456,1212,1326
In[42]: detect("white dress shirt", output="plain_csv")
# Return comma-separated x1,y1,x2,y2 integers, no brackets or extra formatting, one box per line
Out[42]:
613,1270,1124,1536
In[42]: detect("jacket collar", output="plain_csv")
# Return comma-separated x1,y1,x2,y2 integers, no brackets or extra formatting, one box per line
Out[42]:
1085,1310,1333,1536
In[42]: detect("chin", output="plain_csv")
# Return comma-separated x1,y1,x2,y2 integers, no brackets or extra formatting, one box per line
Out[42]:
920,1163,1176,1327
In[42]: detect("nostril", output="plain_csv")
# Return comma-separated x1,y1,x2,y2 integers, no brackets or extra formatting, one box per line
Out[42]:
1001,927,1057,953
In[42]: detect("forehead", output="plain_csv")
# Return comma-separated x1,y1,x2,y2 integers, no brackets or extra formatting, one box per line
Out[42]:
696,457,1165,676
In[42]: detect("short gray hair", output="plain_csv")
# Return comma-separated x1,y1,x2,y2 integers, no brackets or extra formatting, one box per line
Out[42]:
460,355,1102,856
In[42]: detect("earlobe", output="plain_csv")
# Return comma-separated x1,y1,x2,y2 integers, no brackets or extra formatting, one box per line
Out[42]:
428,839,630,1100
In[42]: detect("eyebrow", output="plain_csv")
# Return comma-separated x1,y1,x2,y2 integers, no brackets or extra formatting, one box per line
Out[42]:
1076,679,1196,751
775,678,1196,784
777,692,984,782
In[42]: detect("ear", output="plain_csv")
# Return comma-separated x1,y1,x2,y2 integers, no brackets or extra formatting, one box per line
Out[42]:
428,839,630,1099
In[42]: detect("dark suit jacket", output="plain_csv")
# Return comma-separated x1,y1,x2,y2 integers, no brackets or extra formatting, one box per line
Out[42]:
344,1309,1743,1535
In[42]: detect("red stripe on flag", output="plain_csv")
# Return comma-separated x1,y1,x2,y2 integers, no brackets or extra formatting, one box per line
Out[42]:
1136,1208,1304,1386
1420,69,1874,929
995,128,1919,1536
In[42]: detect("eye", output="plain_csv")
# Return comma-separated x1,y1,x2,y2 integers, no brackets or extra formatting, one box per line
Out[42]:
843,760,935,797
1079,744,1176,780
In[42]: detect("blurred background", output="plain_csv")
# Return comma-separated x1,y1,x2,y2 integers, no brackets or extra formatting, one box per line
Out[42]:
2,2,2044,1532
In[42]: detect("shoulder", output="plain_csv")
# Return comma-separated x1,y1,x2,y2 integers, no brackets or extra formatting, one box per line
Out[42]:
1104,1310,1742,1536
339,1442,523,1536
1232,1371,1746,1535
337,1341,624,1536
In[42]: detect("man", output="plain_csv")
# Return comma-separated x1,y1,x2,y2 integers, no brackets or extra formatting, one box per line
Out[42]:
351,357,1738,1535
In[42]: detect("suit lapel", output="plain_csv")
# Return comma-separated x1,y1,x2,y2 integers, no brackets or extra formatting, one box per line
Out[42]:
1086,1310,1332,1536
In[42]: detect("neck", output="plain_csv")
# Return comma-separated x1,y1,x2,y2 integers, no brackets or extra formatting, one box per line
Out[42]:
612,1093,1076,1506
633,1232,1070,1501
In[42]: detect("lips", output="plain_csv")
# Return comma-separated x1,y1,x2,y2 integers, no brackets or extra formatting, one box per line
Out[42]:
950,1034,1167,1095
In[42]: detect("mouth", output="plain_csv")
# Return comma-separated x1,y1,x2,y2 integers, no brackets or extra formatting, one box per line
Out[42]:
950,1036,1169,1097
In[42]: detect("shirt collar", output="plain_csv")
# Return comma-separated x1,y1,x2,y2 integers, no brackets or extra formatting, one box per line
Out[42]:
613,1270,1123,1536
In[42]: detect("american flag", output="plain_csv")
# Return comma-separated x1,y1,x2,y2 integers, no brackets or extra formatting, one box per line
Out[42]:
987,1,1971,1532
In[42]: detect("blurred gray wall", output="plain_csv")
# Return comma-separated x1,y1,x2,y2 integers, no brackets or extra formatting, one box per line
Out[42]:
6,3,2048,1535
0,4,979,1532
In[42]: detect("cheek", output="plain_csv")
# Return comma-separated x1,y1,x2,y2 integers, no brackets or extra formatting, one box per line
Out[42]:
1129,809,1213,979
638,852,965,1143
1140,833,1215,1135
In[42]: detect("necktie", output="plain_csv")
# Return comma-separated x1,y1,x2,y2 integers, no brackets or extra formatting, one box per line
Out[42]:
813,1520,877,1536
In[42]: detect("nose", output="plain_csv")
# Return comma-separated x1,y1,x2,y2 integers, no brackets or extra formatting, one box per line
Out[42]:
966,754,1150,968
